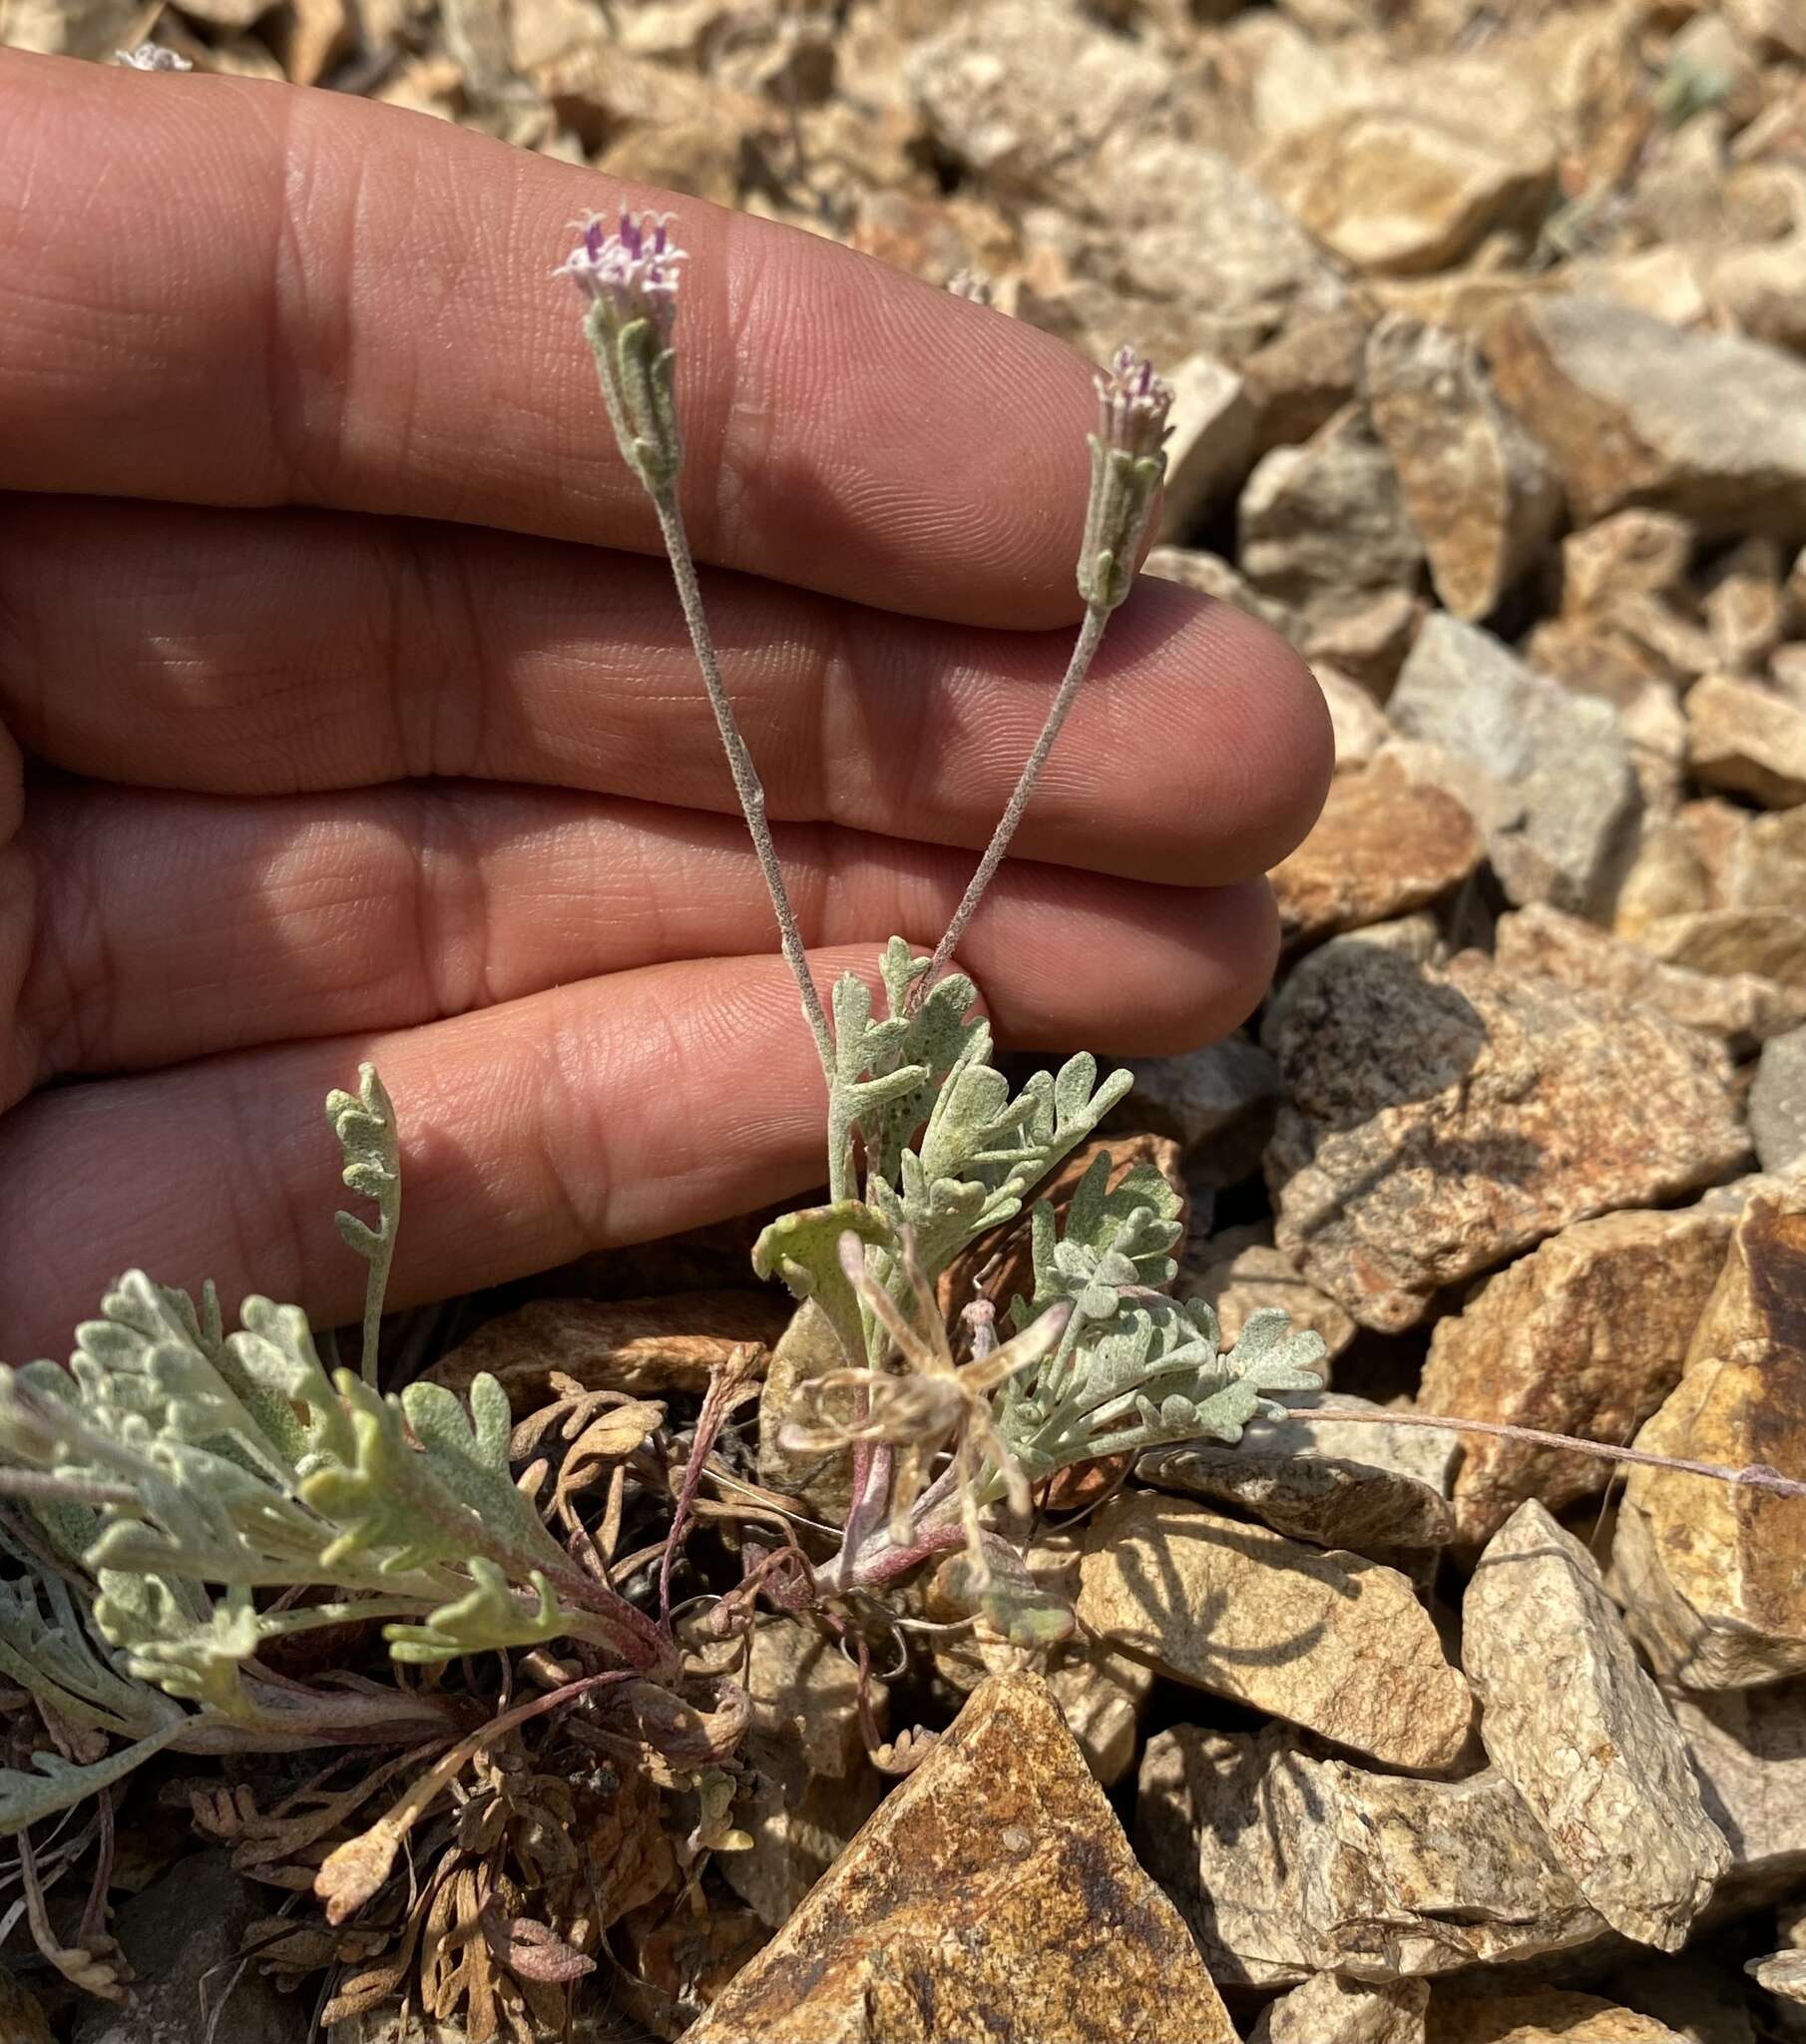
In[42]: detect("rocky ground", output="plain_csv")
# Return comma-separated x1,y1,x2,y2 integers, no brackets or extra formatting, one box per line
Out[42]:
6,0,1806,2040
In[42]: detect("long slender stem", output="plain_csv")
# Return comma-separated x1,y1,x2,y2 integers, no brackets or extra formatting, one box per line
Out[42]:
1315,1407,1806,1500
920,602,1110,997
652,490,834,1078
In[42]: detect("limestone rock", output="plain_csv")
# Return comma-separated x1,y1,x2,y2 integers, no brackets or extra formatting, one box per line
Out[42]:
757,1298,856,1518
1638,908,1806,993
431,1291,786,1410
1463,1503,1729,1948
1269,757,1483,947
1176,1229,1358,1362
1255,1973,1430,2044
1136,1724,1610,1987
1242,303,1371,453
1560,511,1693,616
1664,1680,1806,1900
1703,538,1788,676
1520,623,1686,815
1266,945,1748,1332
1422,1201,1737,1546
1137,1425,1454,1552
1321,664,1394,772
1123,1037,1281,1186
1156,352,1255,540
1611,1185,1806,1689
1256,109,1554,276
1724,806,1806,910
903,0,1169,200
1077,1491,1475,1769
1240,405,1425,629
1687,674,1806,808
1244,1390,1463,1501
1494,902,1804,1052
1485,296,1806,541
1751,1026,1806,1174
1749,1952,1806,2006
1426,1992,1688,2044
1304,588,1427,699
1141,546,1294,635
1388,615,1642,917
0,0,159,57
741,1615,883,1782
1367,314,1561,621
682,1674,1237,2044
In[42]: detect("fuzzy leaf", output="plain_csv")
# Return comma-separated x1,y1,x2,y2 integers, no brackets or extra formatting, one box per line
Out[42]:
0,1721,190,1838
384,1561,570,1665
751,1201,894,1367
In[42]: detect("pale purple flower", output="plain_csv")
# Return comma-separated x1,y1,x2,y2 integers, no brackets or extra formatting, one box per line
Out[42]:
116,41,193,70
556,210,688,338
1093,345,1173,463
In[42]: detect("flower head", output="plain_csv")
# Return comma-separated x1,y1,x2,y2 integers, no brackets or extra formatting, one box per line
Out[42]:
1077,342,1172,612
1094,345,1174,463
557,210,687,340
116,41,192,69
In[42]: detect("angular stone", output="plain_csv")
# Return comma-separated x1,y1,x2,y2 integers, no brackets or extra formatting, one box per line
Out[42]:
1367,314,1561,621
1485,296,1806,541
1422,1202,1737,1546
1270,757,1483,947
1639,908,1806,993
683,1674,1237,2044
1255,1974,1429,2044
1464,1503,1729,1948
1249,1390,1463,1500
1176,1229,1358,1362
1123,1037,1280,1185
1703,537,1787,676
1664,1680,1806,1901
903,0,1169,200
1724,807,1806,910
1320,664,1394,773
1752,1026,1806,1175
1141,546,1294,636
1611,1185,1806,1689
1240,405,1425,629
1425,1992,1688,2044
1137,1427,1453,1552
1495,902,1804,1052
1562,510,1694,616
1241,302,1370,453
1388,615,1642,917
1078,1492,1475,1769
1156,352,1255,540
757,1298,856,1518
1257,110,1554,276
1136,1725,1610,1987
432,1290,787,1411
1687,673,1806,808
1522,623,1686,815
1266,945,1748,1332
1749,1952,1806,2006
1303,588,1427,699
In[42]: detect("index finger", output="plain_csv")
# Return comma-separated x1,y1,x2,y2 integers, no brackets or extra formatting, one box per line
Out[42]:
0,50,1097,628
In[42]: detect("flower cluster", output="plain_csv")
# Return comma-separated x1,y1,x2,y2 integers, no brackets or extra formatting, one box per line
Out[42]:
1077,345,1174,612
557,210,687,339
561,210,689,499
1094,344,1174,462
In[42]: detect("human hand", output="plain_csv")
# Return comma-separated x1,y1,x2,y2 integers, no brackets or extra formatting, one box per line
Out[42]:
0,50,1330,1359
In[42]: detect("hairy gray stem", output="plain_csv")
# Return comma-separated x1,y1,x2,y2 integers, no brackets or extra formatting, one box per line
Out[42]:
921,602,1110,996
652,490,835,1076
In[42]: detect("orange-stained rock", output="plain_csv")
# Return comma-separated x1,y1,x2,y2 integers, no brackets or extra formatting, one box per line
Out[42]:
679,1674,1236,2044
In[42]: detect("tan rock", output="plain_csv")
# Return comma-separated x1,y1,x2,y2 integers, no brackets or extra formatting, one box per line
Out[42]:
1560,511,1693,616
431,1290,785,1411
1494,901,1804,1051
1703,537,1788,675
1257,109,1553,276
1464,1503,1728,1948
1687,673,1806,808
1427,1990,1687,2044
1136,1724,1610,1987
683,1674,1237,2044
1752,1026,1806,1175
741,1616,883,1782
1255,1973,1429,2044
1523,623,1685,815
1485,295,1806,542
1078,1492,1475,1768
1155,352,1255,540
1240,405,1425,629
1241,304,1370,455
1749,1951,1806,2006
757,1298,856,1517
1266,945,1748,1332
1611,1185,1806,1689
1270,757,1483,947
1388,615,1642,918
1141,546,1294,636
1177,1228,1358,1362
1320,664,1394,773
1123,1039,1280,1184
1639,908,1806,992
1303,588,1426,699
1711,234,1806,358
1367,314,1561,621
1664,1680,1806,1901
1422,1201,1737,1546
1724,806,1806,910
0,0,158,58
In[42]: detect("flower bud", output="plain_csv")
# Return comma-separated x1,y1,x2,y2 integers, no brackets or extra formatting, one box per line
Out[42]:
557,210,688,499
1076,345,1172,612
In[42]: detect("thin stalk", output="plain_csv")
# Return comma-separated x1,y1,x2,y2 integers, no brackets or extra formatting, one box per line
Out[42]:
1312,1407,1806,1500
920,601,1110,997
652,489,834,1078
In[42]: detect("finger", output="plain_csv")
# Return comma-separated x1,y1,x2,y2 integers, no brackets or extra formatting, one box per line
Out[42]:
0,495,1331,887
16,776,1275,1078
0,933,1269,1361
0,50,1100,628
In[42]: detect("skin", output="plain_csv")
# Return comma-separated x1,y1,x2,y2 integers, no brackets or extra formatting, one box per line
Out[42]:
0,50,1332,1361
